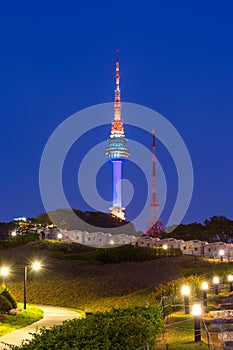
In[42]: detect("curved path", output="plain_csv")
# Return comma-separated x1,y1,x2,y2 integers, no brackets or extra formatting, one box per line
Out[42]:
0,305,81,349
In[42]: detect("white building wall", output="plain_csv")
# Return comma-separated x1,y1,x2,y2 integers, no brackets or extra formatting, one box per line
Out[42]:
54,230,233,259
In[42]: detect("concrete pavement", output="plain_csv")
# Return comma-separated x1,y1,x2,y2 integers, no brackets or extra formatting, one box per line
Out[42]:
0,305,81,349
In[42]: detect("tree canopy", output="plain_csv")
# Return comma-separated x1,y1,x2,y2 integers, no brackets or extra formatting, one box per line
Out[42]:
164,215,233,243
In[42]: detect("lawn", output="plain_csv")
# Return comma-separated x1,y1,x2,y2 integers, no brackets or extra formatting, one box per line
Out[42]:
157,312,210,350
1,243,233,312
0,243,189,311
0,305,43,337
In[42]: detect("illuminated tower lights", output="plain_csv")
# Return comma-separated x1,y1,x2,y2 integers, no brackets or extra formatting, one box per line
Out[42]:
105,51,130,220
144,130,164,237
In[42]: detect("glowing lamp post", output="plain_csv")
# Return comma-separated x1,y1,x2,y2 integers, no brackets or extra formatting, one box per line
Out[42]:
192,304,202,342
213,276,220,295
0,267,9,285
57,233,63,241
228,275,233,292
163,244,168,257
219,249,224,261
24,262,41,310
201,281,208,308
182,285,190,314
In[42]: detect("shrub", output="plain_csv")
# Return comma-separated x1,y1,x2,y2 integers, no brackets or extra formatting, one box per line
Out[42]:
0,295,12,313
31,240,94,253
8,306,163,349
0,234,39,249
0,312,9,321
1,288,17,309
94,244,182,264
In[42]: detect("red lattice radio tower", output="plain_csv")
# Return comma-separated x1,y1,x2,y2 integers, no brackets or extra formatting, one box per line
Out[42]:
144,130,164,237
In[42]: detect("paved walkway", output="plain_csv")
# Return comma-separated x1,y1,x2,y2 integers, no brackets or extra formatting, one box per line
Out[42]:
0,305,81,349
209,293,233,350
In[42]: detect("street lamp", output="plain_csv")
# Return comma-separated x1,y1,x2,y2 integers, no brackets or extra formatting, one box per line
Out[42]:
192,304,202,342
219,249,224,261
163,244,168,257
181,285,190,314
228,275,233,292
201,281,208,308
0,267,9,285
57,233,63,241
24,261,41,309
213,276,220,295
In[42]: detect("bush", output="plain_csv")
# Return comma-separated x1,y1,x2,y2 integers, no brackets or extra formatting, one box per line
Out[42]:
0,295,12,313
1,288,17,309
9,306,163,349
93,244,182,264
0,234,39,249
31,240,94,253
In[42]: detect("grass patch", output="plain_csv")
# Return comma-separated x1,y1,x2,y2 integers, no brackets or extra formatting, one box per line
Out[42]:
182,257,233,278
157,312,209,350
45,249,103,264
6,278,151,312
0,305,43,337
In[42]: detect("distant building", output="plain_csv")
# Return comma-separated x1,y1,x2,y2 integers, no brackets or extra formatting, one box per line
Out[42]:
55,229,137,247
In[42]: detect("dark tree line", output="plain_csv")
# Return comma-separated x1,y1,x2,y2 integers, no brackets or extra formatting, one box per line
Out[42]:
164,215,233,243
0,222,18,239
33,208,137,235
2,213,233,243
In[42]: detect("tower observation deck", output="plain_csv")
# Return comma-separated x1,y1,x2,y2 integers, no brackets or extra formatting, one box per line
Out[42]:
105,52,129,220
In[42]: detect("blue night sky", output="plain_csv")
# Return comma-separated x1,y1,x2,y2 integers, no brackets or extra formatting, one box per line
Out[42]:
1,0,233,231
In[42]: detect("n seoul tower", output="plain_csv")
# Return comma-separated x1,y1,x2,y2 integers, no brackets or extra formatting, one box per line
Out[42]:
105,51,129,220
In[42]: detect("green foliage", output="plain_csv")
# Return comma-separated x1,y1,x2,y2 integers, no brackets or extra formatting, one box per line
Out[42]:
164,215,233,243
1,287,17,309
31,240,94,253
151,274,204,312
6,305,44,327
0,305,43,337
204,215,233,242
0,234,39,249
93,245,182,263
9,306,162,350
0,295,12,312
30,240,181,263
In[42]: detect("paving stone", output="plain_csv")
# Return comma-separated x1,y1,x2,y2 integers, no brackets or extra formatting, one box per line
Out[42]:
210,310,233,319
212,323,233,331
219,304,233,310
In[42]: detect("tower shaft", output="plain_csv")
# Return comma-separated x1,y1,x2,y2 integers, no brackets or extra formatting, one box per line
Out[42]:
109,160,125,219
113,161,122,208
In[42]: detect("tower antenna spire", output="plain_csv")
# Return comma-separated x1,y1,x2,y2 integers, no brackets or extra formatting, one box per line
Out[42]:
116,48,119,62
115,49,120,91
